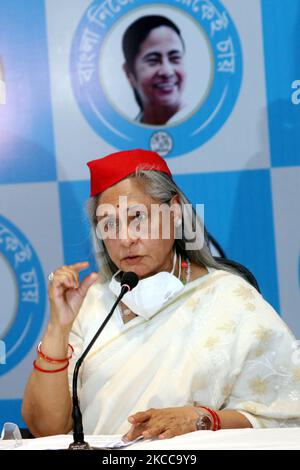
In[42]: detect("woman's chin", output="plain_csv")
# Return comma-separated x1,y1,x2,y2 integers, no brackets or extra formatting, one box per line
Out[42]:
153,90,181,106
154,98,179,109
122,266,152,280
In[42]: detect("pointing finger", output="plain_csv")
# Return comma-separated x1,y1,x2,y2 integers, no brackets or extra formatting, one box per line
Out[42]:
68,261,90,271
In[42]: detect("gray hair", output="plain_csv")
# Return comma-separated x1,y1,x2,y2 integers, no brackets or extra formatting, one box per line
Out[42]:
87,169,242,282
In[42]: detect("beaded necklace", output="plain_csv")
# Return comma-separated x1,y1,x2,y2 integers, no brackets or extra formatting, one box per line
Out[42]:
178,254,191,284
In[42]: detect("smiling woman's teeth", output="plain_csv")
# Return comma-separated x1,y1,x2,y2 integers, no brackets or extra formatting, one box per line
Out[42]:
155,83,177,89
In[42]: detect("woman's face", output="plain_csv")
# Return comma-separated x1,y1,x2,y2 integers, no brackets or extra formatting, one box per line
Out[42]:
127,26,186,113
96,177,180,279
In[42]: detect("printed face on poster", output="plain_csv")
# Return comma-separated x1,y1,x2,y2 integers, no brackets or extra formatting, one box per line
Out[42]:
70,0,242,157
47,0,270,178
100,7,213,127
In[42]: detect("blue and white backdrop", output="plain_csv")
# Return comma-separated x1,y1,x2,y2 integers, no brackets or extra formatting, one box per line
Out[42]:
0,0,299,428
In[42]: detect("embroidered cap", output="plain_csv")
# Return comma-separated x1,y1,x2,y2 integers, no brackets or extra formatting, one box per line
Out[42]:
87,148,172,196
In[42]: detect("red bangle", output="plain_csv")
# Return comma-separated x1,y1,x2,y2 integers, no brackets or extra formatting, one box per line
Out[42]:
196,406,221,431
33,360,69,373
37,342,74,364
210,409,221,431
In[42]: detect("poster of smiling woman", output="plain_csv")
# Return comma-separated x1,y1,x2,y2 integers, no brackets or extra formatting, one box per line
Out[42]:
104,12,211,127
70,0,242,157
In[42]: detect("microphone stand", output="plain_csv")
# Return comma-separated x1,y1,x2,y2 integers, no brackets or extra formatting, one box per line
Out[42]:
68,285,130,450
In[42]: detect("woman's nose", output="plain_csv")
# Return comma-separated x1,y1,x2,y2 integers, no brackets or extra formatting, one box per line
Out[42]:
119,224,139,247
157,59,174,77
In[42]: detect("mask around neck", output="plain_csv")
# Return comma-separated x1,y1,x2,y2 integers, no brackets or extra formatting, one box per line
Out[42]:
108,267,184,321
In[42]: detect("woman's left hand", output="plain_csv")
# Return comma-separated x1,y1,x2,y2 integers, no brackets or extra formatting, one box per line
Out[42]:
123,406,199,441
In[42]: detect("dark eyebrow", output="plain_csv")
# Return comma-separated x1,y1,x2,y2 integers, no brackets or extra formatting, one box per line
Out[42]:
143,52,161,61
168,50,183,56
97,204,146,221
143,50,183,62
97,213,116,221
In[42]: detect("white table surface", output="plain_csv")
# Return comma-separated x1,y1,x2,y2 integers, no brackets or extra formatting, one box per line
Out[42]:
1,428,300,450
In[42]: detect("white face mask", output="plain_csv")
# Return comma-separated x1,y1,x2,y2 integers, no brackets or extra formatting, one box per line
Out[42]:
108,252,184,320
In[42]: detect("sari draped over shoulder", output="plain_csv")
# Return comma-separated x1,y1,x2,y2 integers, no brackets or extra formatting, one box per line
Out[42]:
68,268,300,434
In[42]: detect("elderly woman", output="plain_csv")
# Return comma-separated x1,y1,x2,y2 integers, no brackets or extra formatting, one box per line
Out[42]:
22,149,300,439
122,16,187,125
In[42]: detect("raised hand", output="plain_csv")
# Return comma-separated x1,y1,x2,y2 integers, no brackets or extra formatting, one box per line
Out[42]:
48,261,98,330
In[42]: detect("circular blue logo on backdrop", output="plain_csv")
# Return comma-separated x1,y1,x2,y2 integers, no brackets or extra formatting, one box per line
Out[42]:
0,216,45,376
70,0,242,157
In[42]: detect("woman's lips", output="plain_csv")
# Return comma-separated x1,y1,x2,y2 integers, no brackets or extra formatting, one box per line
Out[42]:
154,82,178,93
123,256,142,265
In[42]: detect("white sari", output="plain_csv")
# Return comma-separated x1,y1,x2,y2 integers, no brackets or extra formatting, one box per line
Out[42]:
68,268,300,434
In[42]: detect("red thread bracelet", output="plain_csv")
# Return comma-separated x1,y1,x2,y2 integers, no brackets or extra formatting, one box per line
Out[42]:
37,342,74,364
205,407,221,431
196,406,221,431
33,360,69,373
211,409,221,431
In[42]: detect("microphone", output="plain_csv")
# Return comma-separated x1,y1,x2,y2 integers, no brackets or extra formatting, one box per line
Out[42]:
68,271,139,450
